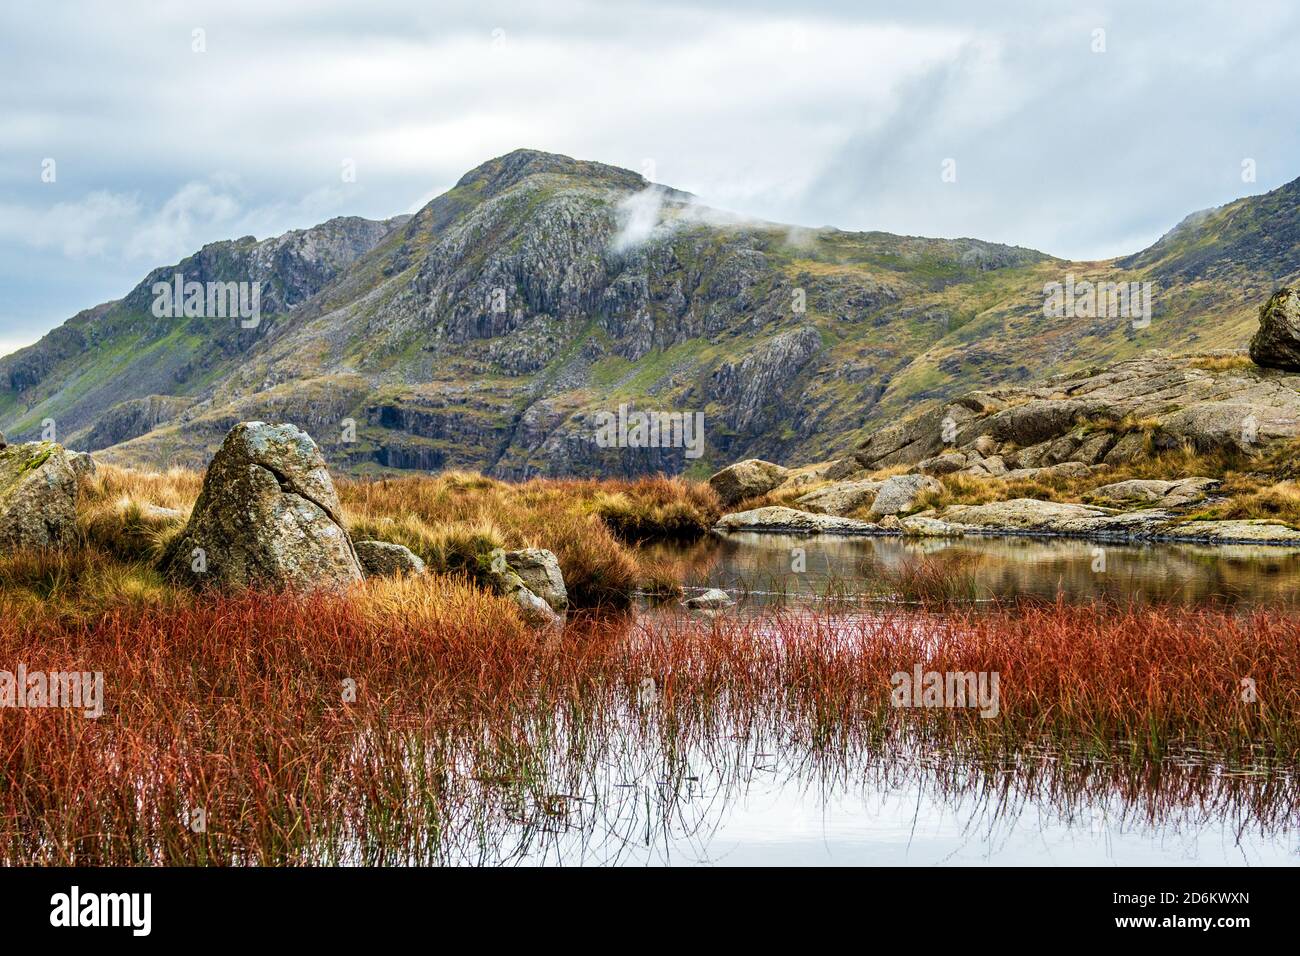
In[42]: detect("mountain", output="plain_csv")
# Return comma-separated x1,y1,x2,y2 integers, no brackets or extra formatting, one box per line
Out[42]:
3,149,1298,478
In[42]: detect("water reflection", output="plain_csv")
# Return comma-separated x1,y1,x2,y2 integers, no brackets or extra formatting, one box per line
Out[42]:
648,532,1300,607
444,721,1299,866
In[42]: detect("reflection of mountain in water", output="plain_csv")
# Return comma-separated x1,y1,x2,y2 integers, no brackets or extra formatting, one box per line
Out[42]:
657,533,1300,607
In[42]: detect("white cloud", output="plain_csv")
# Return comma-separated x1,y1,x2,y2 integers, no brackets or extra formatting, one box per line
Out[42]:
1,0,1299,343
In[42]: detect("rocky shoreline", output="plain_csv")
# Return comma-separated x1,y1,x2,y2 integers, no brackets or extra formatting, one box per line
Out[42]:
712,503,1300,547
707,290,1300,550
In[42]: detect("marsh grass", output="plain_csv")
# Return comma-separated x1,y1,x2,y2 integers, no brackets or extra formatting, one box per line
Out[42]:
0,584,1296,865
41,464,721,611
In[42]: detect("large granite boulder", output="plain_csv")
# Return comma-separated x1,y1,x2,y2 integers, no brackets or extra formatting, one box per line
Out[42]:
1249,288,1300,371
159,422,363,591
707,459,790,507
0,441,79,551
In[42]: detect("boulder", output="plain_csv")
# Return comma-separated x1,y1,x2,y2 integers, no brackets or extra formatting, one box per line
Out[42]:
918,452,968,476
794,479,884,516
869,474,943,516
683,587,734,610
1087,477,1218,508
1000,461,1093,482
0,441,79,551
68,451,97,479
354,540,427,578
485,548,566,624
1166,519,1300,544
159,422,363,591
707,459,790,506
502,548,568,611
510,585,563,627
908,498,1174,539
1249,288,1300,371
713,506,882,535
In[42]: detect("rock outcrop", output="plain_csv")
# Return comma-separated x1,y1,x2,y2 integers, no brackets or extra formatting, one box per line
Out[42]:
354,540,427,578
895,498,1300,545
1085,477,1218,508
713,505,884,535
834,352,1300,477
795,479,883,516
0,441,79,551
1249,288,1300,371
707,459,790,507
159,422,363,591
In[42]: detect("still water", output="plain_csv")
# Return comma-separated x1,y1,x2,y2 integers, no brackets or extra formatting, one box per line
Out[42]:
475,533,1300,866
654,531,1300,607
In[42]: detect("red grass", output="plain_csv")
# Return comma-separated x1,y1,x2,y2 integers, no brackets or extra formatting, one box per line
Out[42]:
0,586,1296,864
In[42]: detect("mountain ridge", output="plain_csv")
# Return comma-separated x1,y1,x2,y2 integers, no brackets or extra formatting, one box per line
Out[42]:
3,148,1297,478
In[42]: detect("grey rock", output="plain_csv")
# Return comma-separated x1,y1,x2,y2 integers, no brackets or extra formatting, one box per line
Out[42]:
510,585,564,627
503,547,568,611
794,479,884,516
354,540,427,578
714,505,883,535
869,474,944,516
683,587,734,609
707,459,790,506
1087,477,1218,508
1000,461,1094,482
1250,288,1300,371
918,452,969,475
68,451,97,479
0,441,79,551
1166,519,1300,544
485,547,566,624
899,498,1173,539
842,353,1300,474
159,421,363,591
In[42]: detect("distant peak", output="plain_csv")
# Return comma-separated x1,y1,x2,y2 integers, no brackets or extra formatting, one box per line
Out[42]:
454,148,649,196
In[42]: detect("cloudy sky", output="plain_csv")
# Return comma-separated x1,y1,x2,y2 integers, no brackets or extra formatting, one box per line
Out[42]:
2,0,1298,357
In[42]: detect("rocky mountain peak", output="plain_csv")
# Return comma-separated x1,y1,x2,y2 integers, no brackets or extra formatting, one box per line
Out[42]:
453,147,650,198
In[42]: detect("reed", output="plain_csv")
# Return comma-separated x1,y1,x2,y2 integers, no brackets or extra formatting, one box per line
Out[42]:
0,585,1295,865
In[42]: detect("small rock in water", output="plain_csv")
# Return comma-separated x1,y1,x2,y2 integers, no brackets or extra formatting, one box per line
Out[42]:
503,547,568,611
684,588,734,609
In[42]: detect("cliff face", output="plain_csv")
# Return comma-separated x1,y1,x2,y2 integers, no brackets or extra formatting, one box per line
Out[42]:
4,149,1298,478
